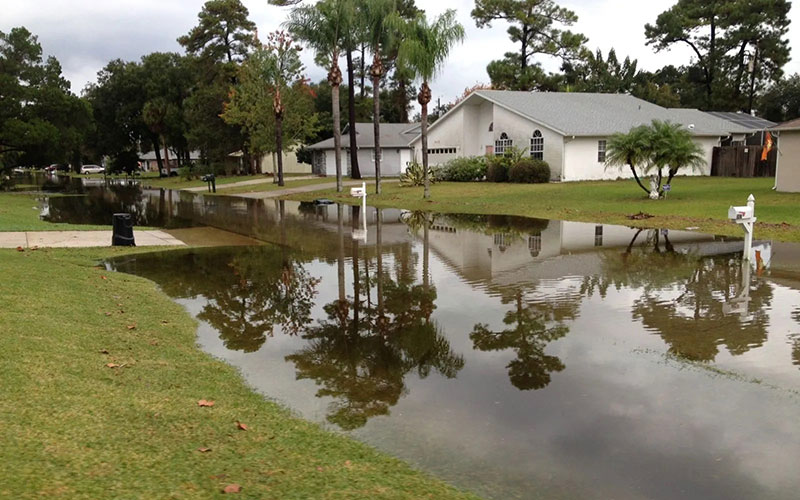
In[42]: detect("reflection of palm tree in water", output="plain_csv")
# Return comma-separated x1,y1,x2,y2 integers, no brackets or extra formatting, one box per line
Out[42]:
286,207,463,429
471,290,571,391
587,230,774,362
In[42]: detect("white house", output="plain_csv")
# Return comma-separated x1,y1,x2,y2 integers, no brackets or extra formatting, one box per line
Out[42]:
308,122,418,177
409,90,752,182
772,118,800,193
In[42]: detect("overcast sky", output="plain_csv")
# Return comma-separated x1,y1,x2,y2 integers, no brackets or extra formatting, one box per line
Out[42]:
4,0,800,105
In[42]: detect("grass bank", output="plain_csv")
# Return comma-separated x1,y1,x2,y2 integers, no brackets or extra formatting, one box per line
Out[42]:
209,177,352,196
0,247,477,499
284,177,800,242
141,173,313,191
0,194,113,232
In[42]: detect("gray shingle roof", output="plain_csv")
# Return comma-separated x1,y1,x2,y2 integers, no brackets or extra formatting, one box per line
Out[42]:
308,123,419,150
706,111,776,130
471,90,751,137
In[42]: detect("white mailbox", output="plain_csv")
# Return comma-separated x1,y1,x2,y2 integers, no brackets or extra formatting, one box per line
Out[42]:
728,205,754,222
350,186,366,197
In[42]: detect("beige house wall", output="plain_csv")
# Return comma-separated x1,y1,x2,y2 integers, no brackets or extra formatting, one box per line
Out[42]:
776,130,800,192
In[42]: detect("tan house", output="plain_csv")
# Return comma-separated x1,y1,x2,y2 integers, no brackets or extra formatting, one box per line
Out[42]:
772,118,800,192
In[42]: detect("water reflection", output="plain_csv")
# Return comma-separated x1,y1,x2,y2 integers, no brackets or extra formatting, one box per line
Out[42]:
106,200,800,499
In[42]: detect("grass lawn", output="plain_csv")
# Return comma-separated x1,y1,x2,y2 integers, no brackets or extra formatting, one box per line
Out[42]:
0,246,478,499
0,194,115,232
285,177,800,243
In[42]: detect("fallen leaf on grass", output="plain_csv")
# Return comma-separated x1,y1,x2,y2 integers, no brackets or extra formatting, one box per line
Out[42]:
16,246,24,252
101,276,107,280
104,312,112,317
344,460,352,467
197,400,215,407
236,421,248,431
222,484,241,494
197,447,212,453
126,324,136,330
627,212,654,220
99,349,109,354
160,320,169,324
149,340,159,346
105,363,120,368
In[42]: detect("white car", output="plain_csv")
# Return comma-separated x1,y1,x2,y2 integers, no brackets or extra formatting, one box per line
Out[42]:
80,165,105,174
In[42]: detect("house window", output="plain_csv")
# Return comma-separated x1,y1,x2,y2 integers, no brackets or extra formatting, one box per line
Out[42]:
597,140,607,163
594,225,603,247
495,133,512,156
528,234,542,257
430,148,457,155
530,130,544,160
488,122,493,132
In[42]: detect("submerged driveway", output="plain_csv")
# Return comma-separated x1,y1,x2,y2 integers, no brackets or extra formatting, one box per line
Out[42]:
0,230,185,248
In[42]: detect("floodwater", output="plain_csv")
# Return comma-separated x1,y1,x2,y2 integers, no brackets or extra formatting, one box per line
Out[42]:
12,172,800,499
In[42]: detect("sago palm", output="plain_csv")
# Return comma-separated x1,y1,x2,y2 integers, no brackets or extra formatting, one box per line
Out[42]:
285,0,354,192
605,124,651,195
396,10,464,199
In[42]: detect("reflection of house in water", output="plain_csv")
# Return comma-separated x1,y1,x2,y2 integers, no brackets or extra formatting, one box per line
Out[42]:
422,217,762,288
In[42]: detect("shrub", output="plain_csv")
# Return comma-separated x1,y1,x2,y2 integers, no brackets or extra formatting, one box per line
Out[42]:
400,161,436,187
508,159,550,183
486,156,510,182
435,156,487,182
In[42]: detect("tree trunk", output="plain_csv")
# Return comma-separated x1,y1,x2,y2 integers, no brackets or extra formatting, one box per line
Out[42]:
372,52,383,195
162,137,171,176
628,163,650,195
747,45,760,114
153,137,164,173
398,76,409,123
330,62,344,193
276,112,285,187
346,50,361,179
360,44,366,99
419,82,432,199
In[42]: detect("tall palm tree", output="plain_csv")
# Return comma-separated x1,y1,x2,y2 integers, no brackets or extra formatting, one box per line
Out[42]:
285,0,353,192
396,10,464,199
362,0,398,195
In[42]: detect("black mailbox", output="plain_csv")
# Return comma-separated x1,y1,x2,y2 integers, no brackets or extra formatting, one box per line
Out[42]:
202,174,216,193
112,213,136,246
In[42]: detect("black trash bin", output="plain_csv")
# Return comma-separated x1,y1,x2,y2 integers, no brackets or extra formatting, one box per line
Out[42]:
112,213,136,246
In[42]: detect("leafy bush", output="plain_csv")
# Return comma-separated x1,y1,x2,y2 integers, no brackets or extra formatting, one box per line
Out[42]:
486,156,510,182
508,159,550,183
400,161,436,187
435,156,486,182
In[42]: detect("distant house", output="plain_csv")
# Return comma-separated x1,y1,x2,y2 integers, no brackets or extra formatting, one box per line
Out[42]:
229,148,311,176
307,122,419,177
705,111,776,146
772,118,800,193
408,90,752,182
139,150,201,172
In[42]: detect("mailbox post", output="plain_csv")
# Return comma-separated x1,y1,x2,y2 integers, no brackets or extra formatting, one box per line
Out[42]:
350,182,367,241
728,194,756,261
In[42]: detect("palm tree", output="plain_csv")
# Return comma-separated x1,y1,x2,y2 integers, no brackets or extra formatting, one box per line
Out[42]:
606,120,705,199
362,0,398,195
396,10,465,199
605,124,651,195
285,0,353,192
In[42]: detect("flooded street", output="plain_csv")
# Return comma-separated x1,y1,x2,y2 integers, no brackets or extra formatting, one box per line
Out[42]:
14,173,800,499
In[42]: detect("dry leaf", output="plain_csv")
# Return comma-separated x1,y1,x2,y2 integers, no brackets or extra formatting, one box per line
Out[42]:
101,275,107,280
104,312,112,317
126,324,136,330
160,320,169,324
197,400,215,407
106,363,119,368
149,340,159,346
16,246,24,252
222,484,241,494
236,421,248,431
344,460,352,467
99,349,109,354
197,447,212,453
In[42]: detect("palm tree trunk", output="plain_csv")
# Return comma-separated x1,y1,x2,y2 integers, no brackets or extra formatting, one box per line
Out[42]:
332,88,343,191
420,82,432,199
276,112,285,187
629,164,650,195
372,53,382,195
329,62,344,193
346,50,361,179
162,137,171,176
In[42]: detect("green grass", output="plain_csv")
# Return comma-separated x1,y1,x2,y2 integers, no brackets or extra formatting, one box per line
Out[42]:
0,246,479,499
0,194,114,231
285,177,800,242
142,173,313,191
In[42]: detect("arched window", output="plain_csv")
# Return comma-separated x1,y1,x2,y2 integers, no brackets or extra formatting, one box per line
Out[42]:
488,122,493,132
495,132,512,156
530,130,544,160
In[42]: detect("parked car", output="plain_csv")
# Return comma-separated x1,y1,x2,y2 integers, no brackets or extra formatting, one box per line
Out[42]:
159,168,179,177
80,165,105,174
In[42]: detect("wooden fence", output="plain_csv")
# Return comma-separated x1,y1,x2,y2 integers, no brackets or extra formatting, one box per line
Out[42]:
711,145,777,177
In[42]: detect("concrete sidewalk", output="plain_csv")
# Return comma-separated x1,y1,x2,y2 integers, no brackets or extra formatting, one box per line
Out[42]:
183,175,317,192
238,180,371,199
0,230,186,248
